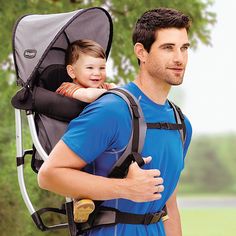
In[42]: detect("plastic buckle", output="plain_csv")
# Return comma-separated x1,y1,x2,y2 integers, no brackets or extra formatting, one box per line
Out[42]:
144,212,162,225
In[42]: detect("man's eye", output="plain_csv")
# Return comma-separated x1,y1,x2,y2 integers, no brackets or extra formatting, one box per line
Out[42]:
181,46,189,51
164,46,173,50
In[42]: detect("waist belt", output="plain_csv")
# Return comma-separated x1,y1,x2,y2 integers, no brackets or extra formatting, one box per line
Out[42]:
79,205,167,233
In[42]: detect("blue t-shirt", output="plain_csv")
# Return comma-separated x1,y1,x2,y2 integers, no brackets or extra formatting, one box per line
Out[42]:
62,82,192,236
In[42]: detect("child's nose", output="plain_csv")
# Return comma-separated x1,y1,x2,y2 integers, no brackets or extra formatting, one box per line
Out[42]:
93,68,101,76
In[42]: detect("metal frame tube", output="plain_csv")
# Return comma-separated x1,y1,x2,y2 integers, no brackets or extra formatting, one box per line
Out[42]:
15,109,35,214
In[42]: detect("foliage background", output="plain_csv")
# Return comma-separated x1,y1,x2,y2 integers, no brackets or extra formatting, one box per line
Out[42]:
0,0,235,235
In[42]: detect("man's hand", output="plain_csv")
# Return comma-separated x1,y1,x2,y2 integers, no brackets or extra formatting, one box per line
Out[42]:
122,156,164,202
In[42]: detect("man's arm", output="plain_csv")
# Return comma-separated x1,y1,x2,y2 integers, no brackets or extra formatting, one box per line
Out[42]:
163,187,182,236
38,140,164,202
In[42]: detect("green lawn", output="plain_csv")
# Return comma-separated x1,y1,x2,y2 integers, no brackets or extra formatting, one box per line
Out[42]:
181,208,236,236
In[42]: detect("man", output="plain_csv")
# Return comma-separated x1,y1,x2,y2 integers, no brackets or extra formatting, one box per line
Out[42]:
38,7,192,235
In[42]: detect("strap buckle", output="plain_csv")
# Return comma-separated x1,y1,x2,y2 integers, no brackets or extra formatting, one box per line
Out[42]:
144,211,163,225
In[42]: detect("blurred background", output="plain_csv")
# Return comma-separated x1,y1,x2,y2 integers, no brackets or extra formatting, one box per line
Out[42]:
0,0,235,235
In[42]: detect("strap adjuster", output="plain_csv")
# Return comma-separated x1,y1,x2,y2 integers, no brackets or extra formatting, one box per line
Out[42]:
144,211,163,225
130,104,140,118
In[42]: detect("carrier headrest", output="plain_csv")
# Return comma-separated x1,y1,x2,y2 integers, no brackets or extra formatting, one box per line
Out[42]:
39,64,72,92
12,64,88,121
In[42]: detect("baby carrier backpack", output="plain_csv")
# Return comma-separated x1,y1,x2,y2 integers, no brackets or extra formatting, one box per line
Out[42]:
11,7,186,236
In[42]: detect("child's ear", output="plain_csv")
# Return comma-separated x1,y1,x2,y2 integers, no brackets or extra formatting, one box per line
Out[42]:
66,65,75,79
134,43,148,64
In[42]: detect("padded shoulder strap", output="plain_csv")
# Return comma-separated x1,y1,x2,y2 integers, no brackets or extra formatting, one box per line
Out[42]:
105,88,147,177
168,101,186,147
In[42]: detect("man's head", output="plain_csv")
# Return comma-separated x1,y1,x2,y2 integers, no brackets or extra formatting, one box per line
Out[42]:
133,8,191,87
132,8,191,54
65,39,106,88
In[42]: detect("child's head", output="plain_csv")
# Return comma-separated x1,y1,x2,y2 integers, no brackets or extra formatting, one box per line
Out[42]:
65,39,106,88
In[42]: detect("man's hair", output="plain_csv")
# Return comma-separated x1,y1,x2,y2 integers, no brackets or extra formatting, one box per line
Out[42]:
65,39,106,65
132,7,191,53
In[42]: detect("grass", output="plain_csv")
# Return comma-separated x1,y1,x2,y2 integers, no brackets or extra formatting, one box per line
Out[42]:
181,208,236,236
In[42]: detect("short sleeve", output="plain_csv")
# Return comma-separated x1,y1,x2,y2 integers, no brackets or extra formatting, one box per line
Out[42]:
183,115,192,158
62,94,131,163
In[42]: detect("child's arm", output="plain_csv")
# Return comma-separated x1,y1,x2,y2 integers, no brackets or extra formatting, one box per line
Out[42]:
56,82,80,97
73,88,107,103
56,82,107,103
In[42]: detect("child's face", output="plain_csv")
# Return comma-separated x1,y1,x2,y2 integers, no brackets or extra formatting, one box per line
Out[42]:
69,54,106,88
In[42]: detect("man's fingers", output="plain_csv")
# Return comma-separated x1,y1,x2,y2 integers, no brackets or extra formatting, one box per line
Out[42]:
146,169,161,177
143,156,152,165
156,184,164,193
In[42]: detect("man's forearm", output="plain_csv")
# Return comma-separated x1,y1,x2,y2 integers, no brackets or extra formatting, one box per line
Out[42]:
38,166,126,200
163,204,182,236
163,188,182,236
38,156,163,202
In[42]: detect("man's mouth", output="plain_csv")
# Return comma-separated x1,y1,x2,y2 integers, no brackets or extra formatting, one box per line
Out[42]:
168,67,184,71
167,67,184,75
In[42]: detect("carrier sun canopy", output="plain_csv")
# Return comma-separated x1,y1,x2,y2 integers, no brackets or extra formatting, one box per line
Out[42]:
12,7,113,86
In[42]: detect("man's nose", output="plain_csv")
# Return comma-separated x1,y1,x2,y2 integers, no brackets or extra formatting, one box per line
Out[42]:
173,49,184,65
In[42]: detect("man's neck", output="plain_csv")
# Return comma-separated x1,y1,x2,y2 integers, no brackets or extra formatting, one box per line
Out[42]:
133,72,171,105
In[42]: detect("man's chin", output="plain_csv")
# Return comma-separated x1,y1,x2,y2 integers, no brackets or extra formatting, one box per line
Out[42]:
171,80,183,86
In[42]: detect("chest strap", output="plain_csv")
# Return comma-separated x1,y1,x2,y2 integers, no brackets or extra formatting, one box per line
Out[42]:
147,122,183,130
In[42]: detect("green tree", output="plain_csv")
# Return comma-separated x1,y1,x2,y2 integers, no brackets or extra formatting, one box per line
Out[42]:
1,0,216,77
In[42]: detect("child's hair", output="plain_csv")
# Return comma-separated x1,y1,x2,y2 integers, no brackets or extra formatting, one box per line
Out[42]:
65,39,106,65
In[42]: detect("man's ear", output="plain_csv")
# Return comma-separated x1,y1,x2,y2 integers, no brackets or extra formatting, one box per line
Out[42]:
134,43,148,64
66,65,75,79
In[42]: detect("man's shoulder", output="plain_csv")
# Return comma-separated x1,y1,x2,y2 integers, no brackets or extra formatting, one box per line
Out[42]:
82,92,131,118
97,92,132,110
183,114,192,131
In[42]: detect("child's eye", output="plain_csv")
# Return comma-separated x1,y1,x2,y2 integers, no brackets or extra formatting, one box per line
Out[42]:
86,66,93,69
100,67,106,70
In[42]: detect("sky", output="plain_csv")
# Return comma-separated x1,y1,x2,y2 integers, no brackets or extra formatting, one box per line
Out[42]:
179,0,236,134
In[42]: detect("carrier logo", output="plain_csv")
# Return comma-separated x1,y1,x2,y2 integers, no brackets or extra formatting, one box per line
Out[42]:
24,49,37,59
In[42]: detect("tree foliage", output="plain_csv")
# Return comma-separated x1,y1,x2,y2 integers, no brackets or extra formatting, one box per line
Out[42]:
0,0,216,81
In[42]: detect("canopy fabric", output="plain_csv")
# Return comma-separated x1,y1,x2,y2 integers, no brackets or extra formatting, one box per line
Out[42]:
13,7,112,86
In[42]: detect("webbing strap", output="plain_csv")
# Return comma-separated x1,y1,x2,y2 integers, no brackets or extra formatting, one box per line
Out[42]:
78,206,167,233
168,101,186,146
147,122,183,130
105,88,147,177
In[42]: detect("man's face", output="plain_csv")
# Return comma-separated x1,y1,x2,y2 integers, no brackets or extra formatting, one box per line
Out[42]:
144,27,190,86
